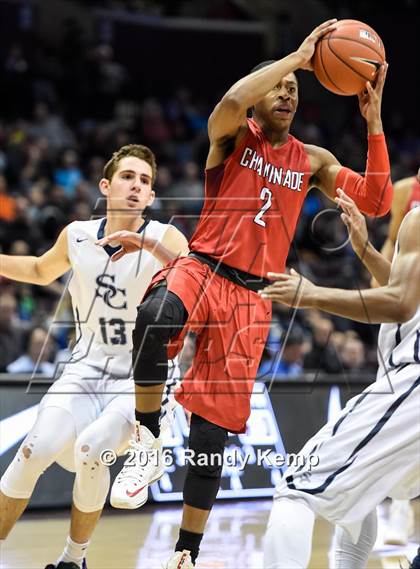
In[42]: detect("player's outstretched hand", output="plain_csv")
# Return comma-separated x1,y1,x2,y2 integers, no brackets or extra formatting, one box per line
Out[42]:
335,188,369,256
357,62,388,123
259,269,316,308
96,230,148,261
296,19,337,71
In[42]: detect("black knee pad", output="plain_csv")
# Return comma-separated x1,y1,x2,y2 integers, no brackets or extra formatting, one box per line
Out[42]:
133,285,187,386
183,414,228,510
133,286,183,356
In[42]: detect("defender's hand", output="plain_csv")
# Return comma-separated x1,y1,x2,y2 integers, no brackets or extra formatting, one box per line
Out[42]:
259,269,317,308
335,188,369,257
357,62,388,126
96,231,152,261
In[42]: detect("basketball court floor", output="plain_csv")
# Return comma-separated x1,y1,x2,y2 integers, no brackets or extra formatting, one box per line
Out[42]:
1,498,418,568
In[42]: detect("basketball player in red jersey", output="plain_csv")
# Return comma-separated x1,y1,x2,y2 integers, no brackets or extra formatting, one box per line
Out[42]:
99,19,392,568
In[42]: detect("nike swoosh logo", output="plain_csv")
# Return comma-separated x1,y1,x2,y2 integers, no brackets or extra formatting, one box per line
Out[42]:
349,56,381,71
126,485,147,498
76,238,88,243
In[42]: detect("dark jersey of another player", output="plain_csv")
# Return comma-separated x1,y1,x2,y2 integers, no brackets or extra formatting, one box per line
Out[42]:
189,118,311,277
405,177,420,213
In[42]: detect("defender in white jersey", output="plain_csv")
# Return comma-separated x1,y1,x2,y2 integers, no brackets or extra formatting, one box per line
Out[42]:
0,145,189,569
260,190,420,569
372,169,420,547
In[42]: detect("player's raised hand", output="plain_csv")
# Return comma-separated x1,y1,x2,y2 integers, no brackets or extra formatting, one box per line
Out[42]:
335,188,369,256
357,62,388,126
96,230,148,261
296,19,337,71
259,269,316,308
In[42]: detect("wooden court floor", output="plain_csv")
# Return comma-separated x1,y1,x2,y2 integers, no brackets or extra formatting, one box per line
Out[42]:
1,499,419,568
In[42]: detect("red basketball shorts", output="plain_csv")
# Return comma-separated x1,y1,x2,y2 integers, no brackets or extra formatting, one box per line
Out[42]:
143,256,272,433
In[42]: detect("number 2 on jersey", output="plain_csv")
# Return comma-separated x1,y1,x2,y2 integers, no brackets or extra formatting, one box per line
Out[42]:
254,186,272,227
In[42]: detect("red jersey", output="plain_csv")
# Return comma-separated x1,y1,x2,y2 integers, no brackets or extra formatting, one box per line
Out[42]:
405,177,420,213
189,118,311,277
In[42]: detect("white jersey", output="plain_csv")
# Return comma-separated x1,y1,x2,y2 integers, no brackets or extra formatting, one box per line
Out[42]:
65,217,168,378
377,241,420,378
273,363,420,545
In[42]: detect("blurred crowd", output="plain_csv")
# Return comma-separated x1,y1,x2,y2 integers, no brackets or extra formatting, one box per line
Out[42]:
1,33,419,380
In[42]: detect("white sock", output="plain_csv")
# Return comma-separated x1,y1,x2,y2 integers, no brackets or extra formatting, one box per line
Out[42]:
332,510,377,569
57,535,89,568
264,498,315,568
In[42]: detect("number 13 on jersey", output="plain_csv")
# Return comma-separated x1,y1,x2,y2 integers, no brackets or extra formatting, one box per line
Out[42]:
253,187,272,227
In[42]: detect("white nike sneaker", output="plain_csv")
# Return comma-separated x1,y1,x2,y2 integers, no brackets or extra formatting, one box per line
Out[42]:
162,550,194,569
160,390,178,433
110,424,164,509
384,499,414,545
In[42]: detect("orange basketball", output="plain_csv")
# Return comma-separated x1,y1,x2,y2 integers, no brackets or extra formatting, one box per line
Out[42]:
312,19,385,96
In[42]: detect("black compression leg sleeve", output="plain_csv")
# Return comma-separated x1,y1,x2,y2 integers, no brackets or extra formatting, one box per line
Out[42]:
183,414,228,510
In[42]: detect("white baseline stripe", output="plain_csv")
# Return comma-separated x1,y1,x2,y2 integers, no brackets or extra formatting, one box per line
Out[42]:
0,405,39,455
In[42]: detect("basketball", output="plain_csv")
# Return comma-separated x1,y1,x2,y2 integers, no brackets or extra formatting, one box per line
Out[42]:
312,19,385,96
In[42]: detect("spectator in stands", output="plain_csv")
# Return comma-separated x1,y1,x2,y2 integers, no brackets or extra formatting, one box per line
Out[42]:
168,160,204,214
7,326,55,375
141,98,171,146
340,334,366,372
53,149,83,197
0,293,24,372
91,44,129,118
28,102,75,151
27,180,48,223
303,316,342,374
0,175,16,222
258,327,307,381
3,196,44,251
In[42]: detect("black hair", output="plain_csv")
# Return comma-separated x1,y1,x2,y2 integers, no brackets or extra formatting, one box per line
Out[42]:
250,60,277,74
251,60,299,82
284,327,306,346
23,325,49,352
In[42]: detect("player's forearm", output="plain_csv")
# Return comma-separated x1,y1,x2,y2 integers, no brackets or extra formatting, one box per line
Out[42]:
366,116,383,136
223,52,304,111
307,285,407,323
356,241,391,286
380,238,396,263
144,240,183,266
0,254,47,285
335,134,392,217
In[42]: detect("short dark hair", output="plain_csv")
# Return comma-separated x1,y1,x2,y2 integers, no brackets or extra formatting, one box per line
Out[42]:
250,60,277,74
284,327,305,347
24,325,50,352
250,60,298,84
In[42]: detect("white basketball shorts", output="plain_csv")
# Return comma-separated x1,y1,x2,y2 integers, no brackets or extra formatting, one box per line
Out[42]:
273,363,420,542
